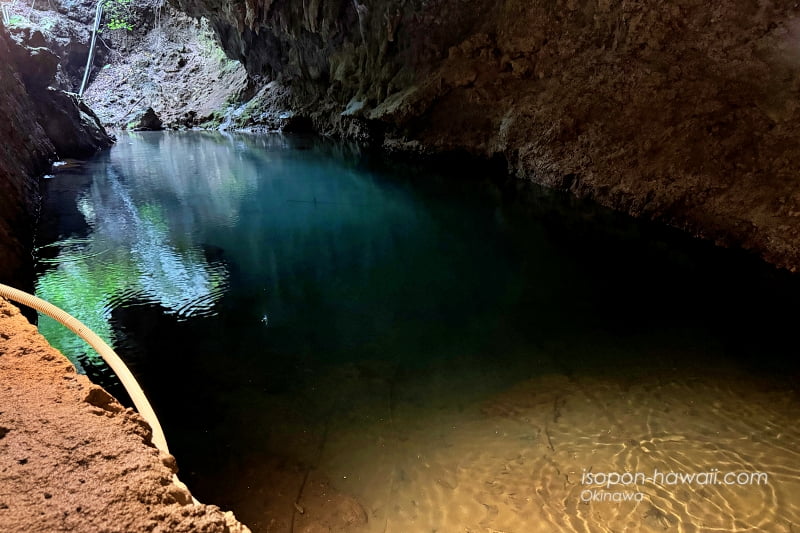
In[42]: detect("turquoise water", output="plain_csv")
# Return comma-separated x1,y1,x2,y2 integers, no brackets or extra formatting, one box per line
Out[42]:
36,132,800,532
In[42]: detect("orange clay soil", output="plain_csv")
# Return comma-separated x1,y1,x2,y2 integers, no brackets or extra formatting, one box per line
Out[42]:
0,298,251,533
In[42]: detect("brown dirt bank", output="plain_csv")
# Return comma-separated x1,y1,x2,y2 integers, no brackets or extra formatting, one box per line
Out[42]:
0,297,250,533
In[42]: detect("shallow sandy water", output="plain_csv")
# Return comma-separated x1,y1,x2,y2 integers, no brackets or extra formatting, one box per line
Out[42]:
280,354,799,533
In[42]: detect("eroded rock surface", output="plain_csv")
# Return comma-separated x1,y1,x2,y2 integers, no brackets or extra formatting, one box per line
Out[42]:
0,25,56,291
0,18,112,290
0,298,251,533
171,0,800,270
81,9,248,129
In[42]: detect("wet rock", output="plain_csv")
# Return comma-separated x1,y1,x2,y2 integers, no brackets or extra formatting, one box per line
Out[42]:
8,45,60,89
26,30,48,48
34,89,114,158
129,107,164,130
81,10,248,129
6,4,98,90
5,31,113,160
281,114,314,133
0,20,57,290
171,0,800,271
0,19,112,289
55,0,103,24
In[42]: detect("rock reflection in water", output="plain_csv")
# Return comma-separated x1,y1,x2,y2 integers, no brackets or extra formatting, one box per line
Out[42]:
34,132,263,367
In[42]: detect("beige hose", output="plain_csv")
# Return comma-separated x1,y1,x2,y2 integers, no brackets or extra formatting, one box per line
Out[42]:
0,282,169,453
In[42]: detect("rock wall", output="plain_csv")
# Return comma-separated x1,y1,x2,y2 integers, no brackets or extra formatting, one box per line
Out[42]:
0,22,56,292
82,10,249,129
0,20,112,291
4,0,100,91
171,0,800,270
3,0,248,130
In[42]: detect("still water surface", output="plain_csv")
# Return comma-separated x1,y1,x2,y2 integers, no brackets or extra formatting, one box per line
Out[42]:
36,132,800,532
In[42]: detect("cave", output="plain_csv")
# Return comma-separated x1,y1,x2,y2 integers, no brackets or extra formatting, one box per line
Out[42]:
1,1,799,532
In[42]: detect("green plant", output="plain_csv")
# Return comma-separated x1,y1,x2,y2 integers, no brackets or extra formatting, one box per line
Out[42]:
197,20,231,66
103,0,134,31
198,111,225,129
7,14,29,27
6,13,56,32
107,17,133,30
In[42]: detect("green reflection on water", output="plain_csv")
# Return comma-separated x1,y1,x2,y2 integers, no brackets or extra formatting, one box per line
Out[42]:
36,148,232,369
36,249,129,369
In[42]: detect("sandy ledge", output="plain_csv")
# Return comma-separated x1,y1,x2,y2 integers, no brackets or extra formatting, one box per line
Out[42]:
0,298,250,533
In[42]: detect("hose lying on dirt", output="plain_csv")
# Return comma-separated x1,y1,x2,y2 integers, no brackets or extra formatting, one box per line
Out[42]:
0,282,169,453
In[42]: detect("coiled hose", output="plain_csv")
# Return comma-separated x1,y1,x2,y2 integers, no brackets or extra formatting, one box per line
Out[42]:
0,282,169,453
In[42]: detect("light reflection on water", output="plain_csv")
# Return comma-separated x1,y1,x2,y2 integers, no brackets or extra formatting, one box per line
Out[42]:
35,131,800,532
35,132,242,368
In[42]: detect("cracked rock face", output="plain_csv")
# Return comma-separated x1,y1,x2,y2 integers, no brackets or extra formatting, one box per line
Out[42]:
0,19,113,290
0,22,57,292
171,0,800,271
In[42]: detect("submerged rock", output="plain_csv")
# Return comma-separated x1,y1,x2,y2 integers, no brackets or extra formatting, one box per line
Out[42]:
129,107,164,131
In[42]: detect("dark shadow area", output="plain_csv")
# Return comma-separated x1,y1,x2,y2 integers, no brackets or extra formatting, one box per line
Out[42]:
34,131,800,532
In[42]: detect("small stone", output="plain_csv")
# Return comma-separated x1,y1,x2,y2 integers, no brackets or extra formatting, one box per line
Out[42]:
84,386,122,413
160,452,178,473
164,485,192,505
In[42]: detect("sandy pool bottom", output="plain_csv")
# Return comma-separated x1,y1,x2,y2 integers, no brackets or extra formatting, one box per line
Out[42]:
204,349,799,533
